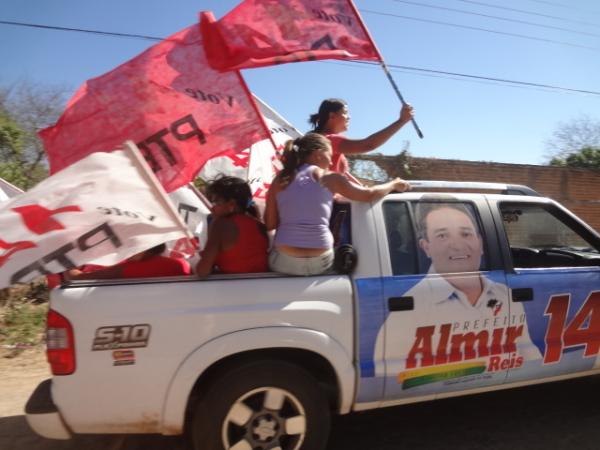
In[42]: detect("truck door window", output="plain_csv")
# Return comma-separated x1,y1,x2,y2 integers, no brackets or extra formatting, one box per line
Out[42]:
382,202,418,275
330,201,352,246
499,203,600,268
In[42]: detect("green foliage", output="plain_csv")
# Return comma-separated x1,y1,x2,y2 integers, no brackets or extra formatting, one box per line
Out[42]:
0,279,49,354
1,160,49,192
0,80,69,189
0,111,24,155
0,111,24,153
0,107,47,189
0,112,30,189
0,302,47,348
549,146,600,169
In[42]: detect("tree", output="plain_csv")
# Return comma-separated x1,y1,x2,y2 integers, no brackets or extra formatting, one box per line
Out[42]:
348,140,411,182
545,115,600,162
550,146,600,169
0,110,29,188
0,80,70,189
348,158,389,182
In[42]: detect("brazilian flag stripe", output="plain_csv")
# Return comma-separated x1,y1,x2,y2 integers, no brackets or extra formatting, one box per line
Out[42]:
402,365,486,390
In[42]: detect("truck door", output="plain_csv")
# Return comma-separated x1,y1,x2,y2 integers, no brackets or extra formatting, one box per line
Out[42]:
376,198,527,403
495,201,600,383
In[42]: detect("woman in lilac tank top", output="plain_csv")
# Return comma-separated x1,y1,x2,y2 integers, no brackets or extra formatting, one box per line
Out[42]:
264,133,411,276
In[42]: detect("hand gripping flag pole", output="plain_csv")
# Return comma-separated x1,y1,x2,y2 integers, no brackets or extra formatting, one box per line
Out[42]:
379,62,424,139
347,0,424,139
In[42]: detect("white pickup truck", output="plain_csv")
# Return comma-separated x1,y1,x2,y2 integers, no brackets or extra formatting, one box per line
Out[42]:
26,181,600,450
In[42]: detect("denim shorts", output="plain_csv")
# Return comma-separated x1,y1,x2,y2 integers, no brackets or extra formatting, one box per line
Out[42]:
269,247,334,276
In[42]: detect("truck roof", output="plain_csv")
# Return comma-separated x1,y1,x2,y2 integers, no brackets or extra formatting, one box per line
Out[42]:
408,180,539,196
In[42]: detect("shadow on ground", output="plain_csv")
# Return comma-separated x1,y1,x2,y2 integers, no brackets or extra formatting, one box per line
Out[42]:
328,376,600,450
3,376,600,450
0,416,187,450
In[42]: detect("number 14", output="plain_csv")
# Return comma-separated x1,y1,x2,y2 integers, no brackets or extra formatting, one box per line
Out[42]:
544,291,600,364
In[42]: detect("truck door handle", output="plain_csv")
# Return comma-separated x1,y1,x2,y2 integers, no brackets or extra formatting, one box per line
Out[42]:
512,288,534,302
388,296,414,311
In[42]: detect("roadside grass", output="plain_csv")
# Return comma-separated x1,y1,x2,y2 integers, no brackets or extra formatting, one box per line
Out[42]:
0,279,49,357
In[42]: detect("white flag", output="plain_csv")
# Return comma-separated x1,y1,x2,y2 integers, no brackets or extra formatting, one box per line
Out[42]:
0,141,190,288
198,96,302,203
0,177,23,203
166,183,211,258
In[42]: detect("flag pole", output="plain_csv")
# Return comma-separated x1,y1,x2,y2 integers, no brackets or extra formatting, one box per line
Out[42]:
346,0,423,139
379,61,423,139
123,141,193,239
234,70,278,183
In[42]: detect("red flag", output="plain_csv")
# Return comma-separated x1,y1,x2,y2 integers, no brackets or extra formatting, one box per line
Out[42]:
201,0,381,71
40,23,270,193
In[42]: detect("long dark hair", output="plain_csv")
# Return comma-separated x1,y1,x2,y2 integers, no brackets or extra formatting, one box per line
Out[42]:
205,176,259,218
308,98,347,133
277,133,331,185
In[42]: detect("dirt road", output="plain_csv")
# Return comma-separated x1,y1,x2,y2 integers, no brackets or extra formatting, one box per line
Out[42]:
0,349,183,450
0,348,49,418
2,349,600,449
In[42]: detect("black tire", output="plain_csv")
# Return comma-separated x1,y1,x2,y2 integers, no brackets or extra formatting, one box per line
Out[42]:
190,359,331,450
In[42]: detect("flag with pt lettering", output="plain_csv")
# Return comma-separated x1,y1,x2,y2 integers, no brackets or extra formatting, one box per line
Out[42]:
0,142,191,288
201,0,381,71
40,23,270,193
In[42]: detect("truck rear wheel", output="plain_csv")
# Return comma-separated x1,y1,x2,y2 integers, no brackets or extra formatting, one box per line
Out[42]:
190,360,331,450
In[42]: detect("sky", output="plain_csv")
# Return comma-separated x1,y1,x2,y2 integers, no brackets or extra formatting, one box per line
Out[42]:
1,0,599,166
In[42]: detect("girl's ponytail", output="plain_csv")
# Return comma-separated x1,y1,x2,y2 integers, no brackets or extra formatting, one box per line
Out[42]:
277,134,332,185
278,138,303,185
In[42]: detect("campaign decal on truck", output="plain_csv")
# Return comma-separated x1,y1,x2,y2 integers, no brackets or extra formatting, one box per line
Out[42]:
355,200,600,403
398,312,530,389
356,273,600,402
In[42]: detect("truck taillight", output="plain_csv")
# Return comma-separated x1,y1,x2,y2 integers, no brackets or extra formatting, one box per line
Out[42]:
46,309,76,375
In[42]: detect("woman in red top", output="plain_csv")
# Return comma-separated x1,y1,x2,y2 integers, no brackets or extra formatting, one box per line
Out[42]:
308,99,415,180
196,176,268,276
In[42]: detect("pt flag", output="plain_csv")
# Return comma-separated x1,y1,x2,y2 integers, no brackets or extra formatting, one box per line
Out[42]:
40,23,270,193
0,142,190,289
201,0,381,71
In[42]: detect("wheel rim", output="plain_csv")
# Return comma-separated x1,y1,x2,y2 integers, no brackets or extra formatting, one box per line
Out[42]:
221,386,307,450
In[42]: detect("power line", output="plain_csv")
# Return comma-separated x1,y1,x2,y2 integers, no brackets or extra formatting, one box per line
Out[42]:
389,0,600,38
323,60,569,94
2,20,598,97
384,63,600,96
5,14,598,53
525,0,600,15
454,0,600,29
0,20,162,41
361,9,600,52
348,60,600,96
